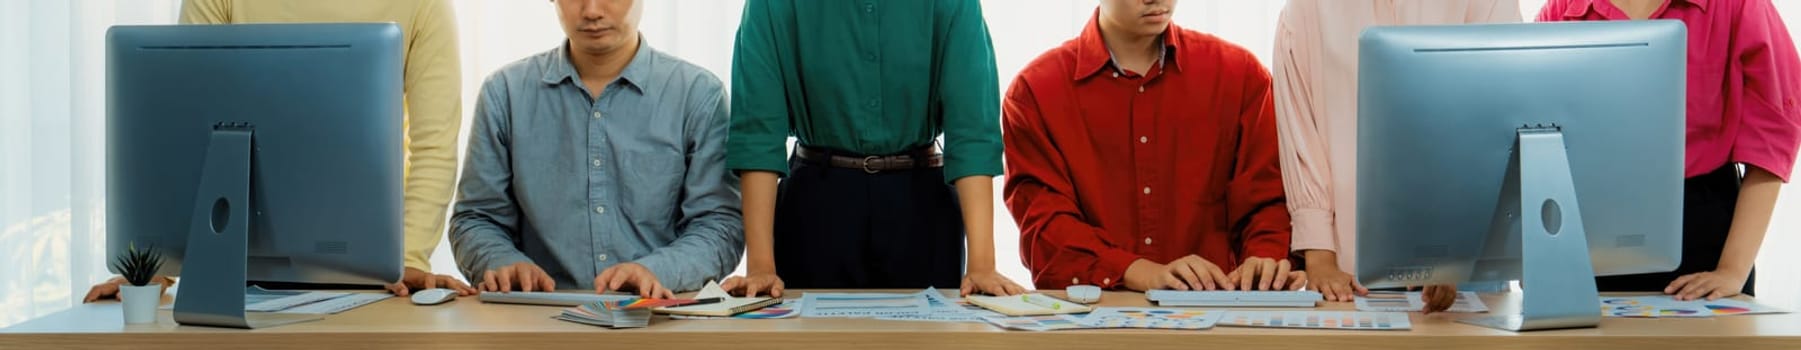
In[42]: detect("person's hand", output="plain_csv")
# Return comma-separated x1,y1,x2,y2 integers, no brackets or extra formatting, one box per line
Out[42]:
960,269,1027,297
720,272,785,298
1666,269,1750,301
479,261,556,292
595,263,673,299
1226,257,1300,291
83,275,175,303
1306,263,1368,301
1420,284,1457,314
385,267,478,297
1124,255,1234,292
1283,270,1309,291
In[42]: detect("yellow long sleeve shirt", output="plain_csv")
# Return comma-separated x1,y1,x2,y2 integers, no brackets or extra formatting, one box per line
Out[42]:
181,0,462,273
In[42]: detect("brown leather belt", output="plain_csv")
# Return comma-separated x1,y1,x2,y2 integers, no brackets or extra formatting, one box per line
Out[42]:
795,145,944,174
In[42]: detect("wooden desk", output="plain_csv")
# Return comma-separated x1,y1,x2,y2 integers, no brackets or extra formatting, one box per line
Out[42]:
3,291,1797,350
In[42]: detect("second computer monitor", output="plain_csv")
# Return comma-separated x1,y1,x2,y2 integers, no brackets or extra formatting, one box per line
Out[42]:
1355,21,1686,289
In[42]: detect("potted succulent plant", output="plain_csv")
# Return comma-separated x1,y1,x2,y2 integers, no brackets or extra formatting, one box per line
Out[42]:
111,242,165,324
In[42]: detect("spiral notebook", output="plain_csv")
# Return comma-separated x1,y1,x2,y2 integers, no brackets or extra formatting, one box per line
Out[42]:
655,281,782,317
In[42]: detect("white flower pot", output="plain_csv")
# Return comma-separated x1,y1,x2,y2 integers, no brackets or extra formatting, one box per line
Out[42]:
120,284,162,324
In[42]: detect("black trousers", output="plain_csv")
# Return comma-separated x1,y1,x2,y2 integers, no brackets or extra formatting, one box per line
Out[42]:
772,150,965,289
1596,165,1754,295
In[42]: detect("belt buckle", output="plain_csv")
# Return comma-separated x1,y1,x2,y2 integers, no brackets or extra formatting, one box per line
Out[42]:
861,156,880,174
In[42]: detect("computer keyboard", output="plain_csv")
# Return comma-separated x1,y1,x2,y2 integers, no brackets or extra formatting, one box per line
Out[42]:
1145,290,1323,308
478,291,636,307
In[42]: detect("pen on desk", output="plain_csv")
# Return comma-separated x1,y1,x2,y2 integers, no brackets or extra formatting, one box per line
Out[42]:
688,297,725,306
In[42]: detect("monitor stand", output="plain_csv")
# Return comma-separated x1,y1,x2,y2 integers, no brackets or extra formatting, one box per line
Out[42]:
1460,126,1602,332
172,123,321,329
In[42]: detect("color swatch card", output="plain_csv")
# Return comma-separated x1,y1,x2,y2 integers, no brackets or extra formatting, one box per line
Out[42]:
1601,296,1787,318
799,292,931,318
1079,308,1222,330
1355,291,1490,313
980,314,1092,332
1219,311,1412,330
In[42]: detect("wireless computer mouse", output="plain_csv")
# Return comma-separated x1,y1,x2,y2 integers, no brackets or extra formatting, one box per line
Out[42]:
410,288,458,306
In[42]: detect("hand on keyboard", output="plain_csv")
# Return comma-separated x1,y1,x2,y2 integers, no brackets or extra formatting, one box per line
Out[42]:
1227,257,1306,291
593,262,672,299
480,261,557,293
1125,255,1235,291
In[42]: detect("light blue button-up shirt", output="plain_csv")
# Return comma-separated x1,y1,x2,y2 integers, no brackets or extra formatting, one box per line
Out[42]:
450,41,742,292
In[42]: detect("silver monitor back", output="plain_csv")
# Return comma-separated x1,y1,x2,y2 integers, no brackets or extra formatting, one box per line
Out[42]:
106,23,404,287
1355,21,1685,289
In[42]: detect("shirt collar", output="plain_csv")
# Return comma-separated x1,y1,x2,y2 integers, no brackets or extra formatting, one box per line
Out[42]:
1073,9,1183,81
1564,0,1705,18
540,37,656,93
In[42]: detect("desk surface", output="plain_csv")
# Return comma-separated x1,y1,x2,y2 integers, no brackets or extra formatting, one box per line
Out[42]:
4,290,1798,350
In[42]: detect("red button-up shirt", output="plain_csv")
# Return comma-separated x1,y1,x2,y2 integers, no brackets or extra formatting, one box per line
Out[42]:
1002,16,1291,290
1541,0,1801,181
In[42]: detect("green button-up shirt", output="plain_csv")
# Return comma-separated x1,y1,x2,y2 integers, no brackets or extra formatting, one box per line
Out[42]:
726,0,1003,183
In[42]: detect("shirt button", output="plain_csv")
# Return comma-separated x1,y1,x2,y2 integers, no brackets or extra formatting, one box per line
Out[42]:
1138,86,1145,93
1102,277,1111,285
867,98,880,109
595,206,606,215
865,53,879,62
1144,237,1154,245
1142,186,1151,195
592,111,602,119
1072,277,1080,285
592,158,602,167
1112,72,1120,78
597,254,608,262
1139,136,1148,144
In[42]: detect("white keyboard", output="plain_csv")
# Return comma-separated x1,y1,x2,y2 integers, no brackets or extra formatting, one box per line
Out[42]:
478,292,635,307
1146,290,1323,308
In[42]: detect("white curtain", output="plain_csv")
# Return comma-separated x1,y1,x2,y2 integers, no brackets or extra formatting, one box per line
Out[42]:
2,0,1797,329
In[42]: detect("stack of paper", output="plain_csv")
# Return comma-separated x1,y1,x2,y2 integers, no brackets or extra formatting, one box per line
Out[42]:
557,298,697,328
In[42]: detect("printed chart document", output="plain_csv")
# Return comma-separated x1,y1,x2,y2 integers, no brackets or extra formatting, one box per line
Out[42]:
162,286,390,315
1355,291,1489,313
1601,295,1787,318
981,308,1221,331
1218,311,1412,330
875,288,1001,323
799,292,931,318
1079,307,1221,330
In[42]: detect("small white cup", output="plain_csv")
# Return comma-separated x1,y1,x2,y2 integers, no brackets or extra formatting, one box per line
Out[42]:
119,284,162,324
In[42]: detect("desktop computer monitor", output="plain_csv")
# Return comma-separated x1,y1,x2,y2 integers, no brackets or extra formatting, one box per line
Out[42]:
106,23,405,328
1355,21,1687,331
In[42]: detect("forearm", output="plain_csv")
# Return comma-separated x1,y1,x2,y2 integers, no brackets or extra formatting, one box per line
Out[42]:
634,222,742,292
741,171,780,275
1718,168,1783,275
1303,250,1339,270
956,176,997,272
